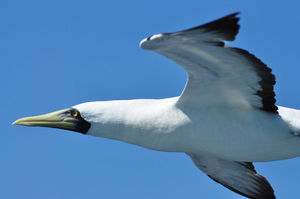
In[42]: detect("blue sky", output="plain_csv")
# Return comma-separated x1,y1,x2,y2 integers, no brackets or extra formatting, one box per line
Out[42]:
1,1,300,198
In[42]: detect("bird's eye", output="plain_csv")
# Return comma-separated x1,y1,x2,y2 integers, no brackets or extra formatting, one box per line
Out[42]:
73,111,78,117
71,109,79,118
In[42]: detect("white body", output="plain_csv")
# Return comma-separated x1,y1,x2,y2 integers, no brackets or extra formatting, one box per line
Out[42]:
38,14,300,198
63,14,300,198
75,98,300,162
14,13,299,198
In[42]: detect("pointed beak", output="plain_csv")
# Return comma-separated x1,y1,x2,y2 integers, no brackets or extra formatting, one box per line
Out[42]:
13,109,76,129
13,108,86,133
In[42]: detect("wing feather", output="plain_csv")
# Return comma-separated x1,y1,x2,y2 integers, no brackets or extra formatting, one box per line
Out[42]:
140,13,278,113
187,153,276,199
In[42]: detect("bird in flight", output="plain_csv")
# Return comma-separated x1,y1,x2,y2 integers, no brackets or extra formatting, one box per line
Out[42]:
14,13,300,199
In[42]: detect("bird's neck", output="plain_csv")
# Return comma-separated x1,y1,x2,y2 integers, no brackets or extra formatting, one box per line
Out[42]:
75,97,190,150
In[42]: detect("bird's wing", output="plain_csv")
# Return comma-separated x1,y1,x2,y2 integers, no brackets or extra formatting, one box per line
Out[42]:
187,153,275,199
140,13,277,113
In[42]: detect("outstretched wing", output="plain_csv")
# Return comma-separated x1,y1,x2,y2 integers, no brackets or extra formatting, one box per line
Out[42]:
187,153,276,199
140,13,277,113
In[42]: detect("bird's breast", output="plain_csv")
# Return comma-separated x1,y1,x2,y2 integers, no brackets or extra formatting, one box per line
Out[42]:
84,99,300,162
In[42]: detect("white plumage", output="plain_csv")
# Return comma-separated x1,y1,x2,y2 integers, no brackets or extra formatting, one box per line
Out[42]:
14,13,300,199
74,99,300,162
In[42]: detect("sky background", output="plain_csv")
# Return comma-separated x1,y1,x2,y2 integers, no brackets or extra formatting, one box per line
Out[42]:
1,1,300,199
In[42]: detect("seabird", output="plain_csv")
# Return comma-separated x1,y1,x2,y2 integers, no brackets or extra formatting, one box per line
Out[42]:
13,13,300,199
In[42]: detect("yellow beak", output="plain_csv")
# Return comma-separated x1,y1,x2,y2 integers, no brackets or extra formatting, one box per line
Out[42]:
14,109,78,131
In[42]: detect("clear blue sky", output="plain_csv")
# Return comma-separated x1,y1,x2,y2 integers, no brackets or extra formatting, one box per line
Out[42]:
1,1,300,199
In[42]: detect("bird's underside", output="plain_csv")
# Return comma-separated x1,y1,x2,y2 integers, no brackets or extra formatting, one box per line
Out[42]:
14,13,300,199
139,12,298,198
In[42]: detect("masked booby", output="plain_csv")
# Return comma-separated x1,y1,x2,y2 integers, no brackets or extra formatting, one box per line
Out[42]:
13,13,300,199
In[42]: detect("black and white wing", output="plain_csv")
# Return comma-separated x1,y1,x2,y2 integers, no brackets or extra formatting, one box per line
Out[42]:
140,13,277,113
187,153,275,199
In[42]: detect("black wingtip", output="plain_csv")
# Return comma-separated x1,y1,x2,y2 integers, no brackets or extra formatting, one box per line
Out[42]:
179,12,240,42
199,12,241,41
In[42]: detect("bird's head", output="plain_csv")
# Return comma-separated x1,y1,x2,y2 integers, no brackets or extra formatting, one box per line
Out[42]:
13,107,91,134
13,101,131,139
